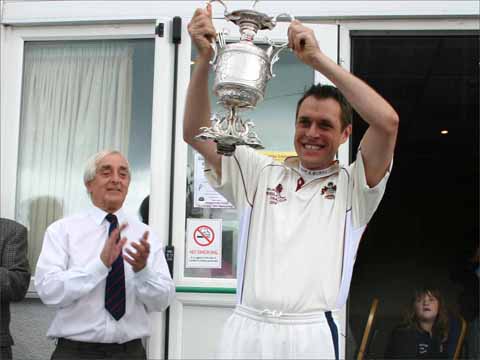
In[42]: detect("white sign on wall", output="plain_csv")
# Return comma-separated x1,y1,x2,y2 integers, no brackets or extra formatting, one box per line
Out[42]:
186,218,222,268
193,153,234,209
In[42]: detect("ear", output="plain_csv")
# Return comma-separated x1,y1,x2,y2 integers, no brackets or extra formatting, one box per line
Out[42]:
85,181,93,194
340,124,352,144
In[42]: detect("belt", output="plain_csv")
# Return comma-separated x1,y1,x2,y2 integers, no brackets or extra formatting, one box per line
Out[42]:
57,338,143,352
235,304,339,324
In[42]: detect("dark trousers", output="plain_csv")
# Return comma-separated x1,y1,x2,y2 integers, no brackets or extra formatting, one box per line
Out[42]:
1,346,12,360
50,338,146,360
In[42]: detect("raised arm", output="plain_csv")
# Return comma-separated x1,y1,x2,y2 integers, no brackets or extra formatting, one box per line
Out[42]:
288,21,399,187
184,5,222,176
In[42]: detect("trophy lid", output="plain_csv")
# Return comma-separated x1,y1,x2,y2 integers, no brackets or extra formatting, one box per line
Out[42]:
225,9,275,32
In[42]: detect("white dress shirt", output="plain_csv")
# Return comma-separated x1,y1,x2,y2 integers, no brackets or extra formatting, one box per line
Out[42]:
35,206,175,343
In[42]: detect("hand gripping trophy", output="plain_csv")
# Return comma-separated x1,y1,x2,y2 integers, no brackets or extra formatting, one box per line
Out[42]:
195,0,294,156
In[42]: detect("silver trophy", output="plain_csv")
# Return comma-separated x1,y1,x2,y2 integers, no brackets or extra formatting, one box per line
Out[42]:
195,0,294,156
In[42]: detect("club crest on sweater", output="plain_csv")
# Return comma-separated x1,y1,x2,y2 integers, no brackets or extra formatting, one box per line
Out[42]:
266,183,287,205
321,182,337,199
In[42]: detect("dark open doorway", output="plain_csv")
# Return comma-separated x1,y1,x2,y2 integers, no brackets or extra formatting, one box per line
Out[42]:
347,31,479,359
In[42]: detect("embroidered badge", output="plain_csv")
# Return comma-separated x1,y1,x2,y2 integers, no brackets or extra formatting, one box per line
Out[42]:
321,182,337,199
266,183,287,205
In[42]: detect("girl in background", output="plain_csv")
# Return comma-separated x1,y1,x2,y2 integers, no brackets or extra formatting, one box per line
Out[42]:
385,287,449,359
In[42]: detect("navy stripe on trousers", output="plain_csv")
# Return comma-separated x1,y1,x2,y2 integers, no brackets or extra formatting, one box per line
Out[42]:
325,311,339,360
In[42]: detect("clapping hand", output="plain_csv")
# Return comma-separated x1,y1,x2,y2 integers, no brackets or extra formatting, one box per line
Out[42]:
124,231,150,273
100,223,128,267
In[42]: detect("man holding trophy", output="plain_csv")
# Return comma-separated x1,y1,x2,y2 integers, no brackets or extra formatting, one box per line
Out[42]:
184,3,399,359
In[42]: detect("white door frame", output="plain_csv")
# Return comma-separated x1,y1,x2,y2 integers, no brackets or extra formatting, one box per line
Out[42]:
0,20,176,359
168,17,341,359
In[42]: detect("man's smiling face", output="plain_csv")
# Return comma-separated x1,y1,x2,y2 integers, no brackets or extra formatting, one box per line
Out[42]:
294,96,351,170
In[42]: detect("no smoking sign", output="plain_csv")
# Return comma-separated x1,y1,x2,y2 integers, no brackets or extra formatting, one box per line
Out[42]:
193,225,215,247
186,218,222,269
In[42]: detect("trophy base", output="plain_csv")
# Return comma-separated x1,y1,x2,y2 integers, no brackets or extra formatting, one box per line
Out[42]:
195,129,264,156
216,142,236,156
194,108,264,156
195,132,264,156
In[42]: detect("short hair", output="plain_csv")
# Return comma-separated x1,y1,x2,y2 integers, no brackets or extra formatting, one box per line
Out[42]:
295,84,353,130
139,195,150,225
83,150,130,186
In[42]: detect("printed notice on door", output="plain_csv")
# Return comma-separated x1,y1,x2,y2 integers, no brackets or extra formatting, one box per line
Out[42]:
194,153,234,209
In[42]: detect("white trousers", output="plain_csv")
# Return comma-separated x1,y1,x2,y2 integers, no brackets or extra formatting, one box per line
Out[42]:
217,305,344,359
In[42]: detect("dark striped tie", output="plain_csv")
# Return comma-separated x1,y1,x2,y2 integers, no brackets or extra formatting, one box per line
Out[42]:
104,213,125,321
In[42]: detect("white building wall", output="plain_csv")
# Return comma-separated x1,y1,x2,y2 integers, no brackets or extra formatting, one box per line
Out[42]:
1,0,479,25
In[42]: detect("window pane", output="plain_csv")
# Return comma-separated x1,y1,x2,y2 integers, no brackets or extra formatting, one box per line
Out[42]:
15,39,155,271
184,44,313,279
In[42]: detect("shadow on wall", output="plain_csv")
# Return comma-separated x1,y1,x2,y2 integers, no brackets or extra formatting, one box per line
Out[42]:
25,196,64,270
10,298,56,360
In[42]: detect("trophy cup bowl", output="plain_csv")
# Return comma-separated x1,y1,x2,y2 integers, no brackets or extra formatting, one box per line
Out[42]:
213,42,270,108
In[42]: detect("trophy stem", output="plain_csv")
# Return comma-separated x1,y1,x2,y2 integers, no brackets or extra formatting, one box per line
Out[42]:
239,23,259,41
229,107,237,121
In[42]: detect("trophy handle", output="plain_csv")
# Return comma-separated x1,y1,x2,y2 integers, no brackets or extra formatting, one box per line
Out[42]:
206,0,228,15
273,12,295,25
268,42,288,78
209,40,218,67
205,0,229,66
209,29,229,66
267,13,295,77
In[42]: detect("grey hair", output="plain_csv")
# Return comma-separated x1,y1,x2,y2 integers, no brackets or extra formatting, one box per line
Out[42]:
83,150,130,186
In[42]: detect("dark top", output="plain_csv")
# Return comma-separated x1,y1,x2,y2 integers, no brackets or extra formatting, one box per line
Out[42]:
0,218,31,347
384,325,448,359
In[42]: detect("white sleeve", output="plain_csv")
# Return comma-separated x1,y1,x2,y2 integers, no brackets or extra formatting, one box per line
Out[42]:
34,221,108,308
133,230,175,313
204,146,273,208
349,148,393,229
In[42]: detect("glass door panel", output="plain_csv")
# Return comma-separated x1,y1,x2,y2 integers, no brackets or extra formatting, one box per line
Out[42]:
15,39,155,271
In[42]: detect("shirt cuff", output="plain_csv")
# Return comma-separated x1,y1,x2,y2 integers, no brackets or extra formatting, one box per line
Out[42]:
133,265,153,282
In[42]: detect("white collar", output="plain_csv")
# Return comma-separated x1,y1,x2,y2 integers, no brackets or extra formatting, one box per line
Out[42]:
89,205,126,226
298,162,340,179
